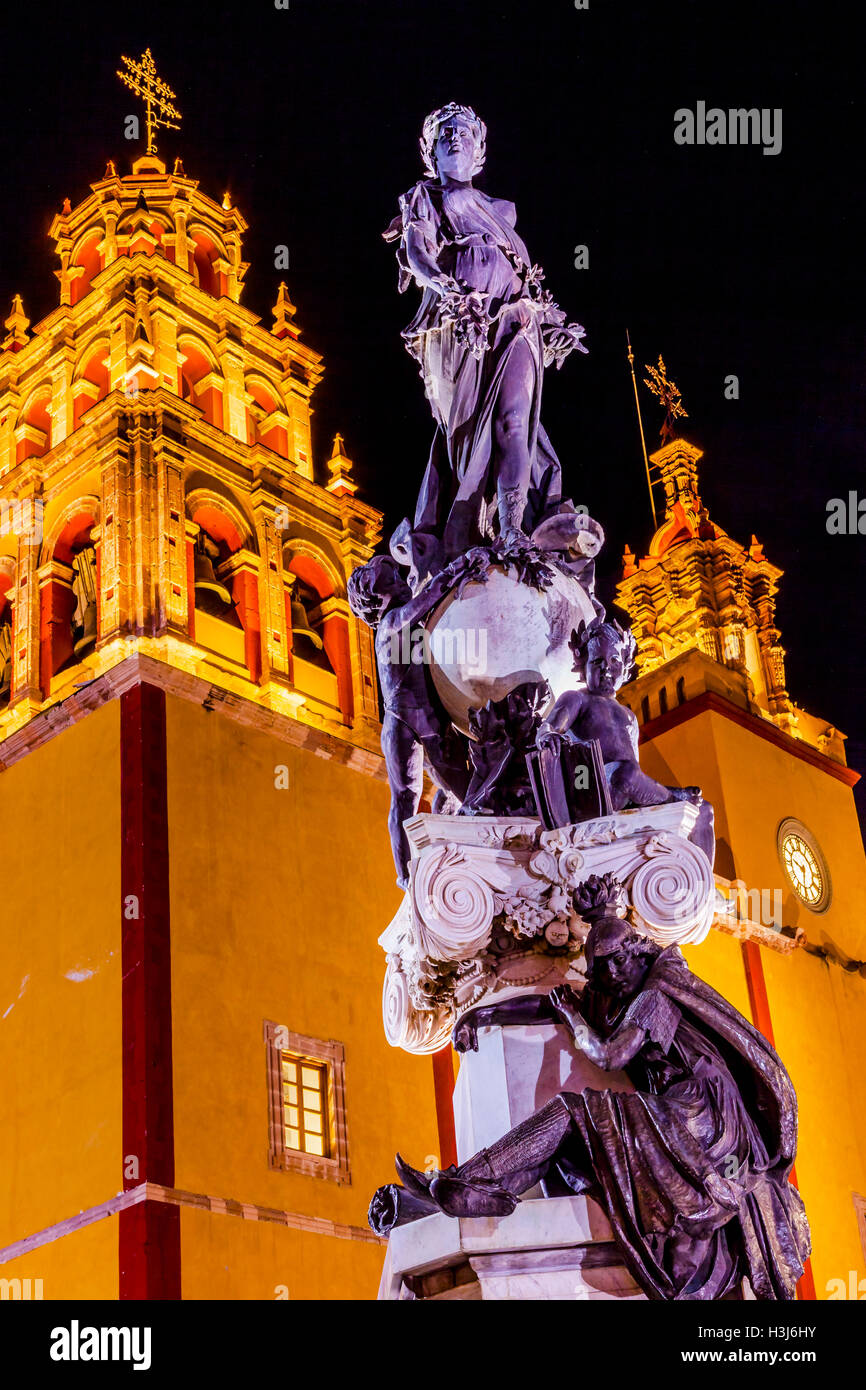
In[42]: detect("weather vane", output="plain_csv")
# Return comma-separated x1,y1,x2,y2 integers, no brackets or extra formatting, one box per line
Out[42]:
643,355,688,443
117,48,181,157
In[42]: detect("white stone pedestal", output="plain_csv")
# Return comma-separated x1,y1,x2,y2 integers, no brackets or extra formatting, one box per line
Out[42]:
453,1019,634,1160
378,1196,645,1301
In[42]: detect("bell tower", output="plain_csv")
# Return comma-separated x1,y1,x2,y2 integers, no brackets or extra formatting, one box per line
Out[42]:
0,143,384,732
616,430,848,761
0,58,443,1300
614,412,866,1298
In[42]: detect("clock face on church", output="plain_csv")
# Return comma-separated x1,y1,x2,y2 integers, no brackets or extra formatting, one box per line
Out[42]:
778,819,831,911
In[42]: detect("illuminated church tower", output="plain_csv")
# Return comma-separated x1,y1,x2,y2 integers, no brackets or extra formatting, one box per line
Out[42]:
0,56,446,1299
615,390,866,1297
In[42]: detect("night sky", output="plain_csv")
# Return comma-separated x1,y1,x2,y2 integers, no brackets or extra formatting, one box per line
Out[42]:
2,2,863,811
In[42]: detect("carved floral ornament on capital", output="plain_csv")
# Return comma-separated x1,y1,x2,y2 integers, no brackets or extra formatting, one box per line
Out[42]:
380,808,716,1055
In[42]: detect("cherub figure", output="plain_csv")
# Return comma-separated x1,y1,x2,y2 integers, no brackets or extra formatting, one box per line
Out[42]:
348,548,490,887
537,617,714,863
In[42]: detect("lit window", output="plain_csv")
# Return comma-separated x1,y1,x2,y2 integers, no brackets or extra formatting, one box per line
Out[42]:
280,1053,331,1158
777,818,831,912
264,1022,350,1184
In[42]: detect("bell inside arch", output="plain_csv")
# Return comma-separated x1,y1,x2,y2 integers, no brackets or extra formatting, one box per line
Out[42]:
72,544,98,657
194,531,232,607
290,597,324,651
0,620,12,703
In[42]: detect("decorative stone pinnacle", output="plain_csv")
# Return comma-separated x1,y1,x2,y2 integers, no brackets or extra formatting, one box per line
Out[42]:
272,281,299,340
3,294,30,351
326,432,357,496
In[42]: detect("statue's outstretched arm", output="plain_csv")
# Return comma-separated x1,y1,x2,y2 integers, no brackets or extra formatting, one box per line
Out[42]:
549,985,646,1070
405,225,453,295
394,548,491,630
538,692,584,743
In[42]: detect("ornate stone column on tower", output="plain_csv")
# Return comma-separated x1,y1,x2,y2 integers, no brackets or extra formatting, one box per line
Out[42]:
616,433,808,742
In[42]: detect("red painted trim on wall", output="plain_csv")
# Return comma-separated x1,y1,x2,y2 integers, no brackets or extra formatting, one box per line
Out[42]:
639,690,860,788
432,1046,458,1170
741,940,775,1047
119,681,181,1299
740,940,816,1301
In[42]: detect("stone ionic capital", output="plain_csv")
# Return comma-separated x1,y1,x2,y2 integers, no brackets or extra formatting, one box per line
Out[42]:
629,831,715,945
381,954,453,1056
412,842,500,963
379,804,716,1054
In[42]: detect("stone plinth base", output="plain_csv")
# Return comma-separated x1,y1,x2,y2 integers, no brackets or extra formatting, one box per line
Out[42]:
453,1020,634,1161
378,1196,645,1301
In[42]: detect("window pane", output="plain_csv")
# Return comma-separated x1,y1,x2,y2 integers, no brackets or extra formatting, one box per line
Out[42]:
277,1048,334,1162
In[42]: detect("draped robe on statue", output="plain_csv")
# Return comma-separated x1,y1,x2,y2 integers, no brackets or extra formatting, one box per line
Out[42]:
555,946,811,1300
384,180,566,576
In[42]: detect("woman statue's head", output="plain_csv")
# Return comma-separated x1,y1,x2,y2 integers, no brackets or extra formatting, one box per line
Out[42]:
420,103,487,182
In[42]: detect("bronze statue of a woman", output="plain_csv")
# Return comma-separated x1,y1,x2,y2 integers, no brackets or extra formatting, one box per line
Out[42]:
384,103,588,584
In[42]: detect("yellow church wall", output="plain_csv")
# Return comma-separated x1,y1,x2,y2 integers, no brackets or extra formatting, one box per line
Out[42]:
760,945,866,1295
164,694,438,1295
703,714,866,955
0,1215,119,1301
701,711,866,1286
680,930,753,1021
640,704,866,1295
0,702,121,1253
179,1206,384,1300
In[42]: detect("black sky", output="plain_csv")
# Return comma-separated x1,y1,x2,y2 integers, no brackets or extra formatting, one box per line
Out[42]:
2,0,863,809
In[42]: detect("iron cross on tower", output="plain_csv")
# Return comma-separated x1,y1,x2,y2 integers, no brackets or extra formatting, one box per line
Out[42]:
643,355,688,444
117,48,182,157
